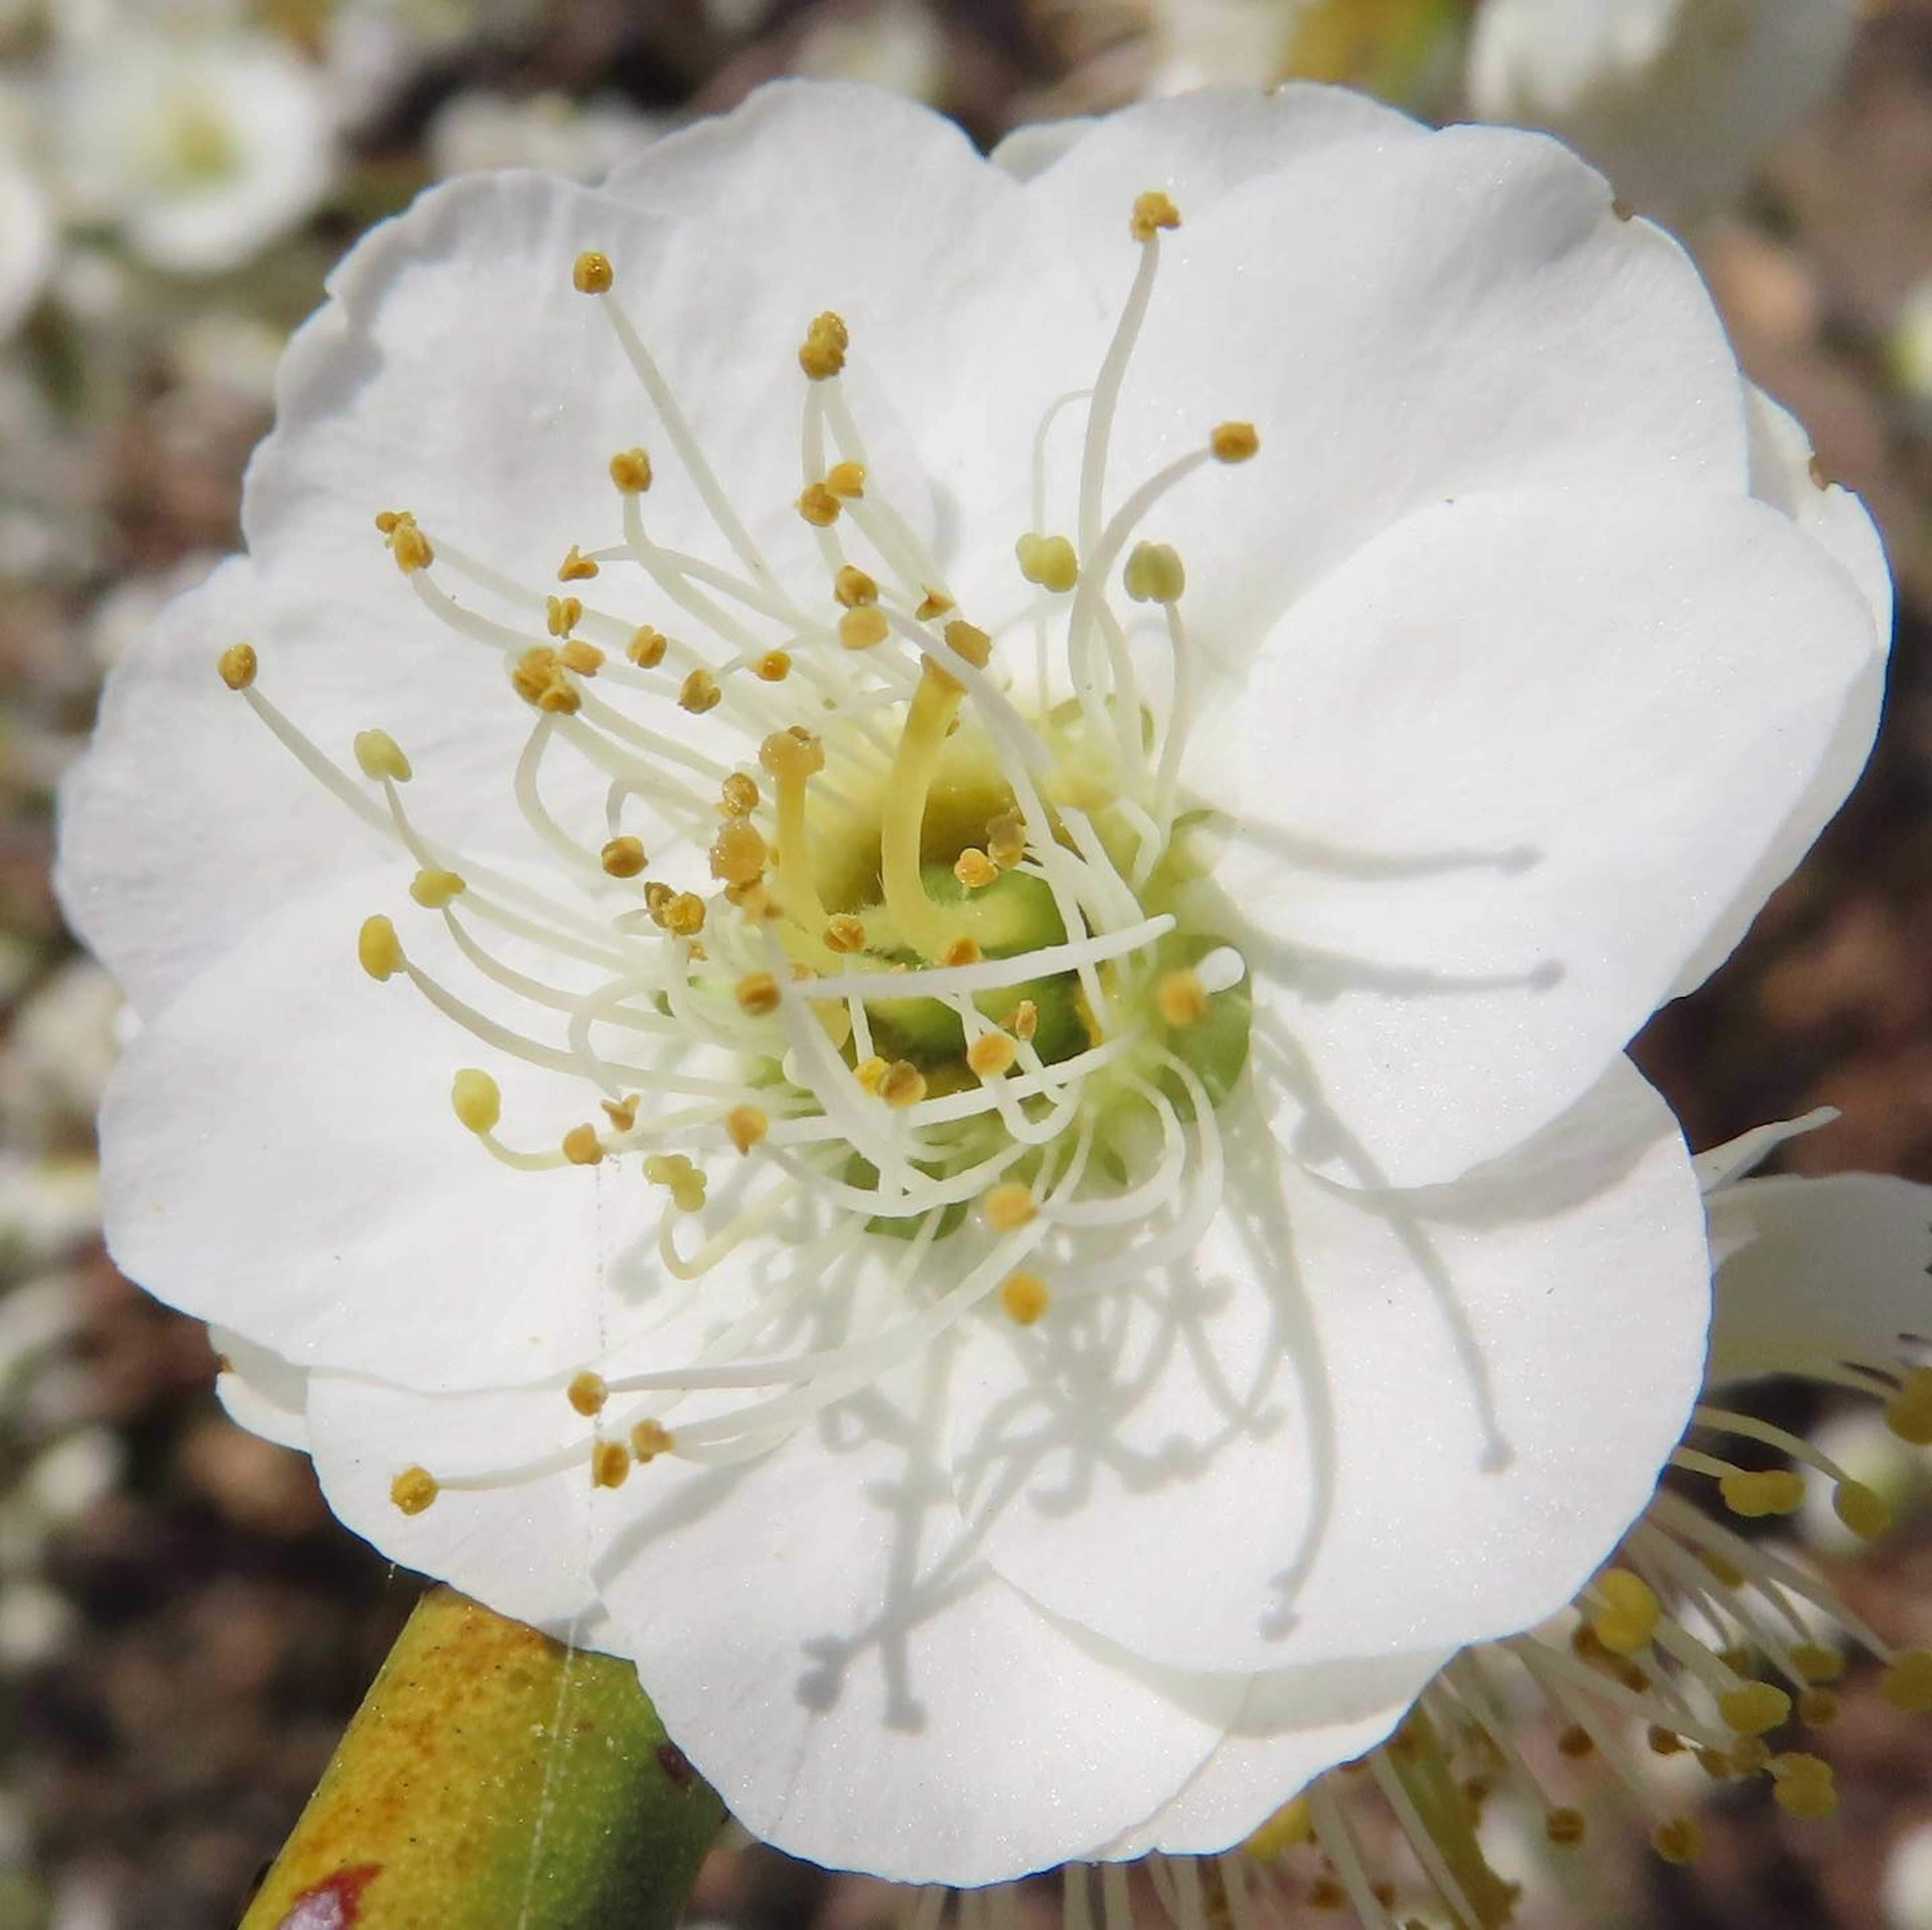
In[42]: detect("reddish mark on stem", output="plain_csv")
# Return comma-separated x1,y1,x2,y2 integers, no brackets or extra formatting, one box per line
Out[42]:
275,1864,382,1929
656,1740,695,1788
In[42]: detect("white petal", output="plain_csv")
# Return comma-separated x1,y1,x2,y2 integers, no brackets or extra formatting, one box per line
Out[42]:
1199,485,1877,1188
98,869,655,1390
211,1328,310,1452
588,1353,1239,1885
1708,1172,1932,1384
958,1064,1707,1669
1693,1106,1837,1195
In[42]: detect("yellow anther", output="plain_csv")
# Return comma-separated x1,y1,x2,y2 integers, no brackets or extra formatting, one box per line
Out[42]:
1769,1753,1836,1820
1243,1795,1312,1860
1157,968,1210,1029
953,848,998,890
545,594,583,638
663,892,706,937
1211,420,1260,464
853,1055,888,1096
450,1068,501,1134
726,1104,768,1155
759,726,825,782
826,460,866,499
798,309,849,380
1695,1746,1736,1781
353,729,412,783
1882,1649,1932,1713
567,1371,609,1417
1648,1724,1687,1756
939,937,983,968
559,639,604,676
373,511,407,533
628,626,668,668
1798,1688,1842,1728
999,1272,1051,1326
1544,1808,1585,1847
410,867,465,908
388,523,433,573
670,1174,706,1213
390,1466,439,1516
631,1418,674,1463
1307,1878,1346,1912
839,607,890,650
753,648,792,681
1556,1724,1595,1760
1007,998,1039,1042
735,972,781,1018
600,835,647,879
878,1061,927,1109
984,1183,1037,1232
1719,1468,1806,1518
562,1123,605,1167
679,668,721,715
1699,1550,1746,1588
823,914,867,954
572,249,614,294
1015,532,1079,593
601,1094,639,1133
1588,1568,1661,1657
643,1153,691,1186
943,618,993,668
1792,1644,1845,1684
216,642,258,690
1123,540,1186,605
1834,1479,1892,1541
510,646,582,715
987,811,1026,869
719,772,760,816
609,447,653,493
834,564,879,608
358,915,402,982
557,544,599,582
709,817,769,886
1885,1370,1932,1443
1130,189,1181,241
642,882,674,920
967,1033,1017,1079
1718,1682,1792,1736
1651,1817,1702,1865
591,1441,631,1490
797,483,842,528
914,589,953,620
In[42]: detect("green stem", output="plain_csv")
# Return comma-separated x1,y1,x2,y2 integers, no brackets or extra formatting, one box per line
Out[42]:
239,1588,726,1930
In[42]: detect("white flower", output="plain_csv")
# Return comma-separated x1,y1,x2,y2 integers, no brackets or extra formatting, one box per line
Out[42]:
59,82,1887,1883
1148,0,1464,106
50,16,337,275
428,90,666,184
0,149,53,341
1466,0,1860,220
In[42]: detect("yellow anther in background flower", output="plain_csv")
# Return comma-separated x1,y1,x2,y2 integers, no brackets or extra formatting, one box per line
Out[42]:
627,626,668,668
879,1061,927,1109
797,483,842,527
753,648,792,681
954,849,998,890
824,914,867,954
559,640,604,676
561,1124,604,1166
1882,1649,1932,1713
1885,1368,1932,1443
914,589,952,620
1158,968,1210,1029
1651,1817,1702,1865
663,893,706,937
999,1272,1051,1326
826,460,866,498
602,1094,639,1133
1834,1479,1892,1540
631,1419,674,1463
557,544,599,582
853,1056,888,1095
720,772,760,816
967,1033,1017,1078
834,564,878,608
797,310,849,380
1769,1753,1836,1820
1007,998,1038,1042
736,972,781,1018
1123,541,1186,605
1792,1644,1845,1684
760,726,825,782
1648,1725,1686,1756
568,1371,608,1416
1799,1688,1842,1728
939,937,982,968
572,249,613,294
1130,189,1181,241
600,835,647,878
358,915,402,981
1718,1682,1792,1736
1588,1568,1660,1656
545,595,583,638
1015,532,1080,592
390,1466,439,1516
1720,1468,1806,1517
609,447,653,493
679,668,721,715
984,1183,1037,1232
353,729,412,783
410,867,465,908
1699,1549,1746,1588
1243,1795,1312,1860
1556,1724,1595,1760
1211,420,1261,463
1545,1808,1585,1847
450,1068,501,1135
216,642,258,690
726,1105,768,1154
710,817,768,886
511,646,582,715
591,1441,631,1489
839,608,889,650
987,812,1026,869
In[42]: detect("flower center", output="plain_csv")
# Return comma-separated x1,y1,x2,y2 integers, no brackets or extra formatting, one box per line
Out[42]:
216,187,1266,1508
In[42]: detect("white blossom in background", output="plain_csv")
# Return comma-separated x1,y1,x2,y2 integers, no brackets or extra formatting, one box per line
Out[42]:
49,14,338,275
428,91,666,184
61,81,1887,1884
1467,0,1860,221
1147,0,1464,107
792,0,949,103
0,120,52,341
1891,275,1932,425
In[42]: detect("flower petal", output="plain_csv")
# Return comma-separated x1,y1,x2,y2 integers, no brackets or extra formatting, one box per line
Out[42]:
955,1063,1707,1670
212,1328,310,1452
1198,484,1877,1188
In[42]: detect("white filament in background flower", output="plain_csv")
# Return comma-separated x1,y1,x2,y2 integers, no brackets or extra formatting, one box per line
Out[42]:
215,196,1270,1511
